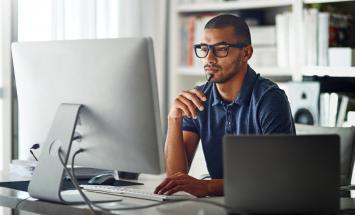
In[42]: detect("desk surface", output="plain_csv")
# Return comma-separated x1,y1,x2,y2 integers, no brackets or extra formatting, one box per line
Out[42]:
3,172,355,215
0,172,226,215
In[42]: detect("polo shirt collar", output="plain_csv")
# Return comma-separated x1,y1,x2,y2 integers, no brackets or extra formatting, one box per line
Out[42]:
211,65,258,106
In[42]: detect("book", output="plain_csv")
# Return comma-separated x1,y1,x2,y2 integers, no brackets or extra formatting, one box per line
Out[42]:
249,46,277,67
249,25,276,46
320,93,330,126
304,9,318,66
337,95,349,127
329,92,339,127
276,13,289,67
187,16,196,66
318,12,330,66
288,12,296,67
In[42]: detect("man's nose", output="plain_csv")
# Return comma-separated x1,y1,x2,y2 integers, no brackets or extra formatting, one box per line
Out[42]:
206,47,217,64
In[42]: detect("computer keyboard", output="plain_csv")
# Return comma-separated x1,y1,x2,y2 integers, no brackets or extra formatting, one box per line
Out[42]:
80,185,196,202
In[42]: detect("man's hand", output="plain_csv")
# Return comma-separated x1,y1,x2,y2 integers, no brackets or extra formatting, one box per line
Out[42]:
154,172,209,197
169,89,206,119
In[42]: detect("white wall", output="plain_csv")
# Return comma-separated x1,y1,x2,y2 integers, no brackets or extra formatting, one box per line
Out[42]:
16,0,167,160
0,0,15,172
0,0,17,213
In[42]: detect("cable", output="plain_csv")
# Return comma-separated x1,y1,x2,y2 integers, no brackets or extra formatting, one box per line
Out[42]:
70,149,115,212
71,150,246,214
67,149,248,215
200,74,213,94
29,143,40,161
101,198,234,212
58,147,119,214
30,150,38,161
15,196,31,210
57,148,102,215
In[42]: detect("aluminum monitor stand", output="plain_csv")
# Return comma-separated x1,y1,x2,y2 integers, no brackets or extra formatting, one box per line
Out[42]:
27,103,120,203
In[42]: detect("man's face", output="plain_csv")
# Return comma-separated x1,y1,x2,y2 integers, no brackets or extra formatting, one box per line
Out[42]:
201,26,248,84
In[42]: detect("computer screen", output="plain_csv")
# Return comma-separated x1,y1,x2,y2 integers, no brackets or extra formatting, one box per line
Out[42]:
12,38,165,202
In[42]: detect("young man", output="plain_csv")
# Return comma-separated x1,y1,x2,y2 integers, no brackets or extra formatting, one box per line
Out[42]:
154,14,295,197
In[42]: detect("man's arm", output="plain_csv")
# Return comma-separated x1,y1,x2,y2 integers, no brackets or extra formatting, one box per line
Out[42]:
164,88,206,175
155,88,224,197
164,118,199,176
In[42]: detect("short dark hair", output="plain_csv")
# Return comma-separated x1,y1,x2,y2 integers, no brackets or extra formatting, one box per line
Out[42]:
205,14,251,45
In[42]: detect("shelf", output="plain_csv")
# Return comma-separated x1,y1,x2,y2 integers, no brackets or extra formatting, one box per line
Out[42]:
256,67,293,77
179,67,204,76
303,0,354,4
178,66,293,77
301,66,355,77
177,0,293,13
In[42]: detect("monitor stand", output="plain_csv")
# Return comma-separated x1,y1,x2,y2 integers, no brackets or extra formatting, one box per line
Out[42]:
27,104,122,204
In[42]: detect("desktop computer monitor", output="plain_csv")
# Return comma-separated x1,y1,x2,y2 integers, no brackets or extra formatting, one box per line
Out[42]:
11,38,165,203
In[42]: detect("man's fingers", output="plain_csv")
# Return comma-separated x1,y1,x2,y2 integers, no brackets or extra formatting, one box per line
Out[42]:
155,172,190,194
154,178,171,194
165,185,187,195
176,96,197,118
171,89,206,119
174,99,192,118
158,180,183,195
180,91,204,112
190,89,206,102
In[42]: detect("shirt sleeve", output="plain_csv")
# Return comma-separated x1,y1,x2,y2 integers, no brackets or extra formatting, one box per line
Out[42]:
257,88,296,134
182,116,199,134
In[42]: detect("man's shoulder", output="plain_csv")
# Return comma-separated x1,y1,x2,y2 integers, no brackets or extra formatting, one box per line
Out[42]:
251,75,287,103
195,81,213,94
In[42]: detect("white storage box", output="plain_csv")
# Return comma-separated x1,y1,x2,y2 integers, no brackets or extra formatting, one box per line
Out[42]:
329,48,355,67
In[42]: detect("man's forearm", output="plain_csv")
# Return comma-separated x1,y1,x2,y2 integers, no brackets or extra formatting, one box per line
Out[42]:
165,117,188,176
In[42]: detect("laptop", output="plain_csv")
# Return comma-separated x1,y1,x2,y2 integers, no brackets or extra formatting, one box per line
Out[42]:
223,135,340,214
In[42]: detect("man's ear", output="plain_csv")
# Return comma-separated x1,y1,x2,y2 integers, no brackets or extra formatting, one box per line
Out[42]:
243,45,253,62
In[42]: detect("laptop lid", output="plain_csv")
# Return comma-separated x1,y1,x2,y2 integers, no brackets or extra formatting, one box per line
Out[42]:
223,135,339,214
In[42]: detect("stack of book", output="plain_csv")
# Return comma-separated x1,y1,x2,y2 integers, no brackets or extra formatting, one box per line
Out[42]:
320,93,349,127
276,12,294,68
248,25,277,68
179,14,216,68
276,9,353,68
303,9,330,66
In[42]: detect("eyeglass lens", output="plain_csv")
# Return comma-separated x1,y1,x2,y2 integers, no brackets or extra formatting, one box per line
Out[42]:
195,44,229,58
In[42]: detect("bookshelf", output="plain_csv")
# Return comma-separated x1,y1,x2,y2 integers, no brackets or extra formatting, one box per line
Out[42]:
304,0,353,3
179,66,294,77
301,66,355,77
177,0,294,13
168,0,355,105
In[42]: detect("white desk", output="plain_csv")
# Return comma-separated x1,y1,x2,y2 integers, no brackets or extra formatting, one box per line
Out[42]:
0,173,226,215
3,171,355,215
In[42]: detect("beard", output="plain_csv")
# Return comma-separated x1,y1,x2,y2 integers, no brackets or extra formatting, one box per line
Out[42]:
212,55,243,84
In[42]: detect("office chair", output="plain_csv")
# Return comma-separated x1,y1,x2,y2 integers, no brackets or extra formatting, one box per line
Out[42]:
296,124,355,189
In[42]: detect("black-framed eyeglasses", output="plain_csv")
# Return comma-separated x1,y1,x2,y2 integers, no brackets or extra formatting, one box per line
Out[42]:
193,42,247,58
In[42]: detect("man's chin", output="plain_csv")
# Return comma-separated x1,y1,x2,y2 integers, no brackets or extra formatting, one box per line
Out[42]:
212,76,228,84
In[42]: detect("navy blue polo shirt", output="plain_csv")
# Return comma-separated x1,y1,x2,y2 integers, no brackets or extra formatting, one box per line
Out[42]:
182,65,296,179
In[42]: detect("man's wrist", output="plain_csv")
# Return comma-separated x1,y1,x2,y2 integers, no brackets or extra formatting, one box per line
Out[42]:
168,115,183,123
204,179,224,196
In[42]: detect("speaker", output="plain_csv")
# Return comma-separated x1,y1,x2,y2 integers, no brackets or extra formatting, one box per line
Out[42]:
285,82,320,125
